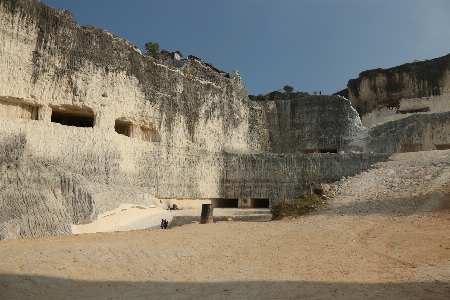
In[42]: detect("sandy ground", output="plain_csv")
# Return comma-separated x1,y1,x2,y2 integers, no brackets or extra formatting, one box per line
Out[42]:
1,151,450,299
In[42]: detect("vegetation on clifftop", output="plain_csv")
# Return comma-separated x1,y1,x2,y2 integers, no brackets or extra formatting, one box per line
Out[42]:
249,88,310,101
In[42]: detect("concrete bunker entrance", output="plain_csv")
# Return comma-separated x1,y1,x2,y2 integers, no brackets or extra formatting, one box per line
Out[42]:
51,106,94,127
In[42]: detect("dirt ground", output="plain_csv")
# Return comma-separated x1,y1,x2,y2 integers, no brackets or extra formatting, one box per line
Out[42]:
1,151,450,299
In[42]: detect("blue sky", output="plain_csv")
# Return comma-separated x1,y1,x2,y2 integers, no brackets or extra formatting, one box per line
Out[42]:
41,0,450,96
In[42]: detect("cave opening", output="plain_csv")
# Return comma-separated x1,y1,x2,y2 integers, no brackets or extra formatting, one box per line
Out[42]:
0,98,39,120
398,107,430,114
211,198,239,208
400,143,423,153
249,198,270,208
319,149,338,153
51,109,94,127
298,148,338,154
115,120,132,137
435,144,450,150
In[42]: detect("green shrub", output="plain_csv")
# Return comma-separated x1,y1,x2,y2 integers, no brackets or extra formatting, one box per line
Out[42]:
270,192,322,220
255,94,265,101
283,85,294,93
145,42,160,54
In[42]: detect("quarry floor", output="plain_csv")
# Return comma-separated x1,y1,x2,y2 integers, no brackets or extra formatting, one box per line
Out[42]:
1,151,450,299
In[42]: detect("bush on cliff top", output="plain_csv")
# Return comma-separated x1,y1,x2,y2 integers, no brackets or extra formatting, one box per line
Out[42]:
283,85,294,93
270,192,322,220
145,42,160,54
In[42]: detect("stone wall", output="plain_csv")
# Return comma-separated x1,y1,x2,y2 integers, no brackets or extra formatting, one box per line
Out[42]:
365,112,450,154
218,152,388,202
262,96,364,153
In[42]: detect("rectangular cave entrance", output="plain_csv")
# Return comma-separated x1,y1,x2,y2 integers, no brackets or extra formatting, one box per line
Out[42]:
0,98,39,120
398,107,430,114
298,148,338,154
319,149,338,153
51,107,94,127
249,198,270,208
348,146,363,152
400,143,423,153
211,198,239,208
115,120,132,137
435,144,450,150
115,120,160,142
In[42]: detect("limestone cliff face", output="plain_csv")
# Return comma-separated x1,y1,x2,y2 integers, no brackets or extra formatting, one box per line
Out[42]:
347,54,450,126
263,96,363,153
0,0,388,239
364,112,450,154
0,133,96,239
0,0,268,239
0,0,266,153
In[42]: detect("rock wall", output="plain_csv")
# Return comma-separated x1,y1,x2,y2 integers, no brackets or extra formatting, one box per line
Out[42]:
0,0,390,239
0,132,96,239
218,152,389,202
263,96,364,153
347,54,450,127
0,123,388,239
0,0,267,153
364,112,450,154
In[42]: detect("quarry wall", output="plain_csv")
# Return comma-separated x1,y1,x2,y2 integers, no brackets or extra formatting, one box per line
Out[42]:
262,96,363,153
0,127,388,239
0,0,268,154
1,0,438,239
347,54,450,127
365,111,450,154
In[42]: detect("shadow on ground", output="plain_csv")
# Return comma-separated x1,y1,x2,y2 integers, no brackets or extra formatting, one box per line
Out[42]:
1,274,449,300
323,192,450,217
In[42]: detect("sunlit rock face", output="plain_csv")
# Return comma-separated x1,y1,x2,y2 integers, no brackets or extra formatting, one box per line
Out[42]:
364,111,450,154
0,0,389,239
347,54,450,127
0,0,266,153
262,96,364,154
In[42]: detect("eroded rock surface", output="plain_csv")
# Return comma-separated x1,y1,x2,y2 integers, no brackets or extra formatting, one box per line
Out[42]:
0,0,384,239
347,54,450,127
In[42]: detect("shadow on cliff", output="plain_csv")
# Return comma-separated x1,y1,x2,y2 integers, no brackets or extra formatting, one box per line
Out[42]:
1,274,448,300
322,192,450,217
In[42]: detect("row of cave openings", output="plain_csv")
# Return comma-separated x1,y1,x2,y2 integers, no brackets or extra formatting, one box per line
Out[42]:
0,98,160,142
175,198,270,209
213,198,269,208
2,98,450,152
400,143,450,152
